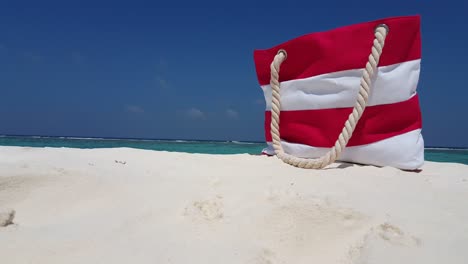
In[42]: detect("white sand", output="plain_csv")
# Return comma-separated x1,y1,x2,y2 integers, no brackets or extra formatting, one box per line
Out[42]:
0,146,467,264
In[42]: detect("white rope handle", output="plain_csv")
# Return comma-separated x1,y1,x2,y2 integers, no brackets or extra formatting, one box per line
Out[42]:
270,24,389,169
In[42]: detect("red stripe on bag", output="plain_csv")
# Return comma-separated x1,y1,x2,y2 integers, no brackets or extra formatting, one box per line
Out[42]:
264,95,422,147
254,15,421,86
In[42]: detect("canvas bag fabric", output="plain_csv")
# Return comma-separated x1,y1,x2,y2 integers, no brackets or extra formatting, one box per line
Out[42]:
253,15,424,170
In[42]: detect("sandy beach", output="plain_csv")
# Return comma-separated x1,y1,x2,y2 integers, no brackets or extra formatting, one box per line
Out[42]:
0,146,467,263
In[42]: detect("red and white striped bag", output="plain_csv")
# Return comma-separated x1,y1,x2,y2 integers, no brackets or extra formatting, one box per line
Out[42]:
253,15,424,170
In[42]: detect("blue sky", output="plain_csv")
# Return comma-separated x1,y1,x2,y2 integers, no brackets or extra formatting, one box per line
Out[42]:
0,1,467,147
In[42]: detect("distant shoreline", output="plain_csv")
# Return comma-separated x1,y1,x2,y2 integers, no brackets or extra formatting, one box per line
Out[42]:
0,134,265,144
1,134,466,149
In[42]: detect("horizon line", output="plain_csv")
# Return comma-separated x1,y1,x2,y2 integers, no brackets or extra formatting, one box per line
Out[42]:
0,133,265,144
1,133,467,149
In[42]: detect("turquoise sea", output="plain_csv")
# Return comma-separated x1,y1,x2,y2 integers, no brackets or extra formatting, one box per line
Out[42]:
1,135,467,165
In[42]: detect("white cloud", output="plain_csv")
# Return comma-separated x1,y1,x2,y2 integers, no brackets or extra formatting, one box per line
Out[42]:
186,108,206,119
226,108,239,119
156,75,169,90
125,105,145,113
156,59,170,90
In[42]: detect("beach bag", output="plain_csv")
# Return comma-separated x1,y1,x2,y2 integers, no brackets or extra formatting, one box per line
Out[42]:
253,15,424,170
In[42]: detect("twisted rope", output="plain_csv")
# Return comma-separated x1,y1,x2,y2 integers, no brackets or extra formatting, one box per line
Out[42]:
270,24,389,169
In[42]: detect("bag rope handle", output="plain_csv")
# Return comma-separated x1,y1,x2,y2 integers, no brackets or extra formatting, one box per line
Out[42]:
270,24,389,169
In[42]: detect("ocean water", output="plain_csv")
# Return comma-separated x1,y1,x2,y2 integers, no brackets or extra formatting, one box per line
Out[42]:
0,135,467,165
